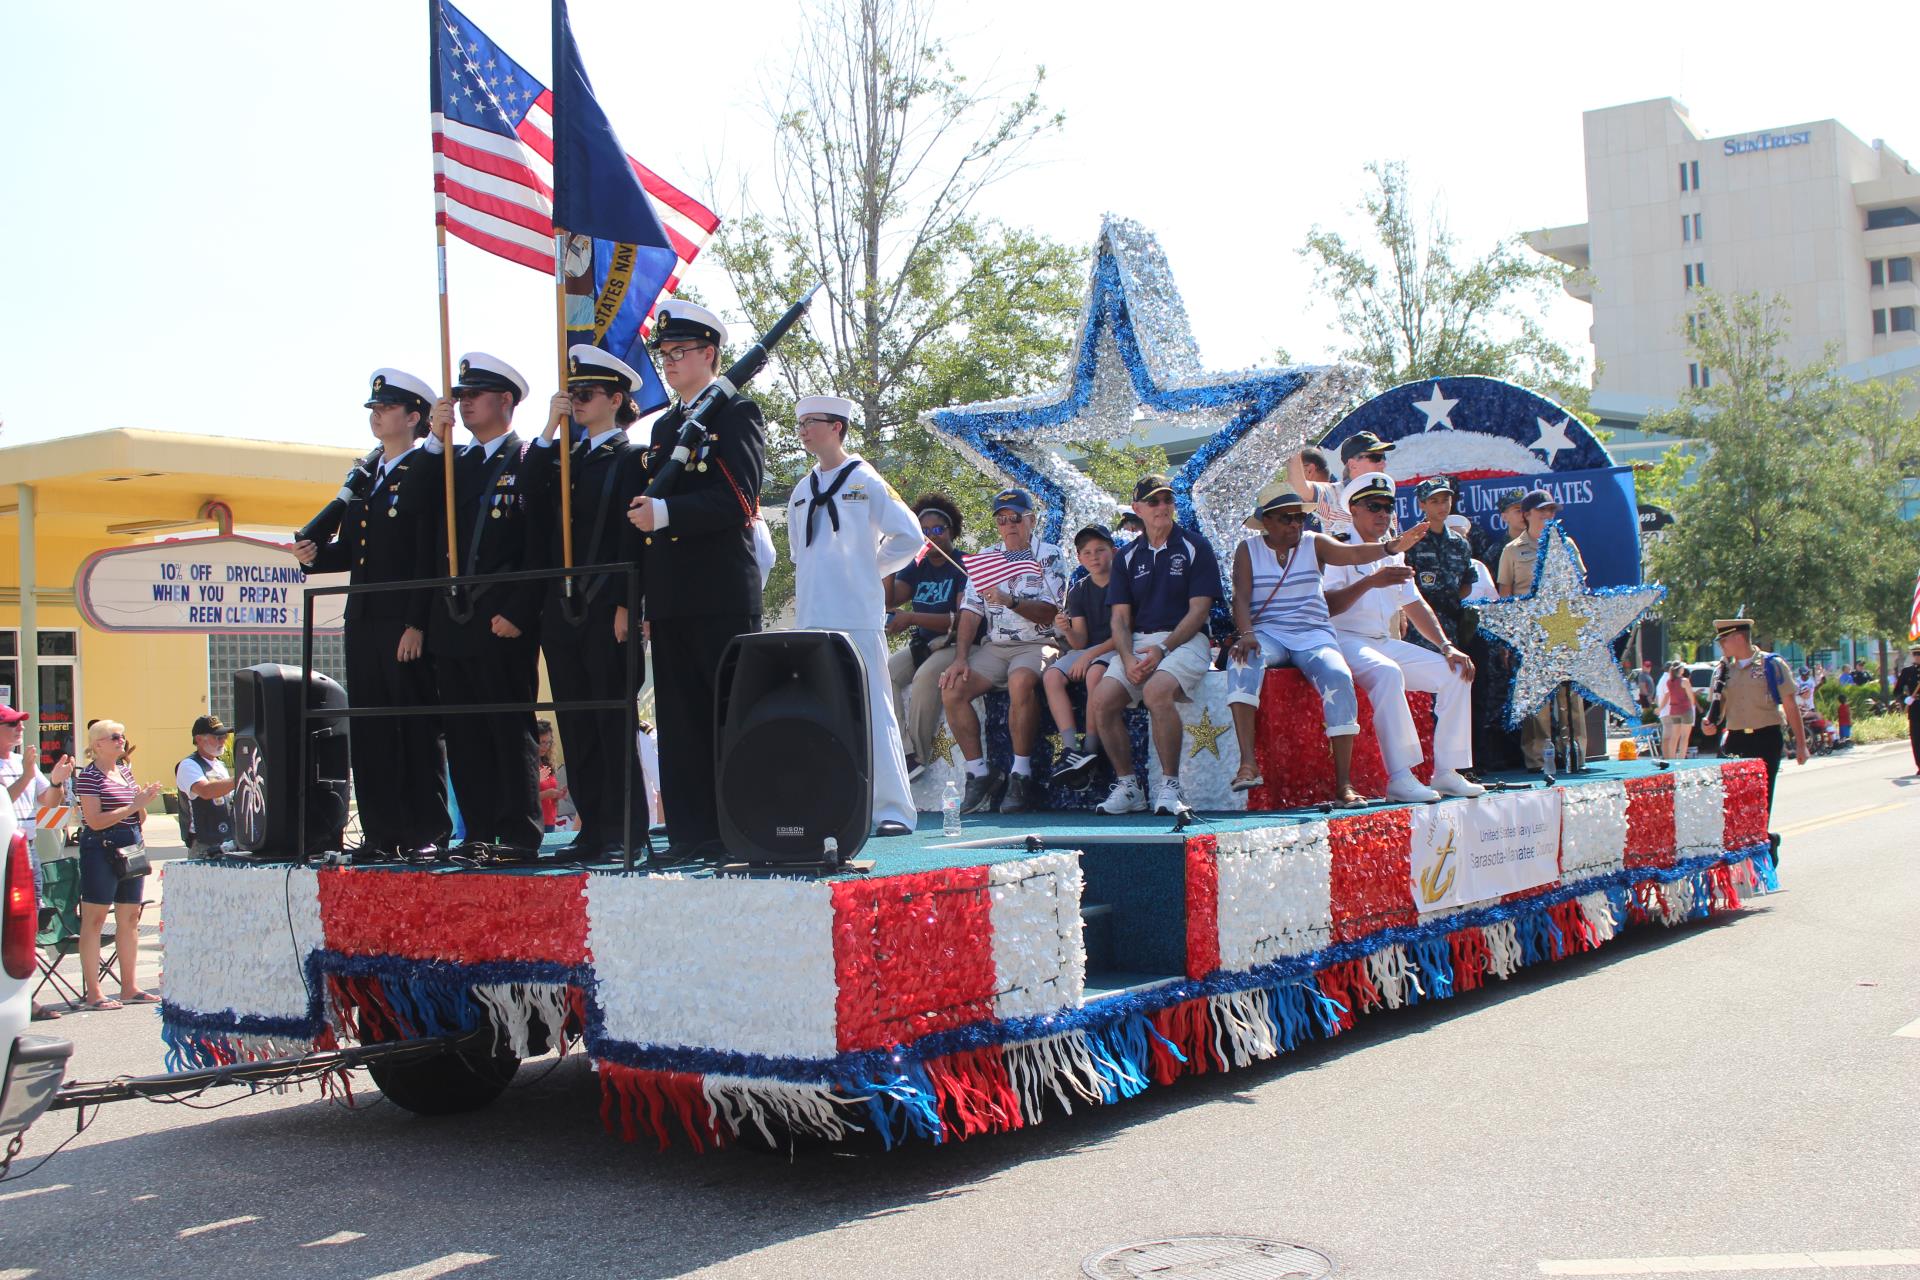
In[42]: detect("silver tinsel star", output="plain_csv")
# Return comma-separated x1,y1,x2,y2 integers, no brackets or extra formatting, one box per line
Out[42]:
1477,521,1665,728
927,217,1363,571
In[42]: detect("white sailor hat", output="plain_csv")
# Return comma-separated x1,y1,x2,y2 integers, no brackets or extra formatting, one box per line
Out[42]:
1341,472,1397,505
453,351,530,403
648,301,727,349
1444,513,1472,535
365,368,435,415
796,394,858,424
567,344,642,393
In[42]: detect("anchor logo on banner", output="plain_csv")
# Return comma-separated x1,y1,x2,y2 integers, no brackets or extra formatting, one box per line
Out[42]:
1419,829,1458,905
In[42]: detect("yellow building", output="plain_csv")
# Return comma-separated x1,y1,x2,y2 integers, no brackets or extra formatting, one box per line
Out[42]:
1,429,357,773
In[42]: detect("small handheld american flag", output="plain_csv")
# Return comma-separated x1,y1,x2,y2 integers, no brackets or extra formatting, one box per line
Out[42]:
963,547,1037,595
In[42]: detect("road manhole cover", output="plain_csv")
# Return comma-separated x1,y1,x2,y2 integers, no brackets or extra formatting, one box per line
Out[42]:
1082,1234,1334,1278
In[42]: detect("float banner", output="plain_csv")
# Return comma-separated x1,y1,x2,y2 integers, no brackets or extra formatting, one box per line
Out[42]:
75,536,345,634
1397,465,1642,587
1409,787,1563,913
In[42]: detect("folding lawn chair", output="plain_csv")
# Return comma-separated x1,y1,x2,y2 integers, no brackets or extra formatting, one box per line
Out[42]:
33,853,146,1008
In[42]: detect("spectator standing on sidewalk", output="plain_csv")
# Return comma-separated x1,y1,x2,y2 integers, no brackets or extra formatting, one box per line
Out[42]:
1893,643,1920,776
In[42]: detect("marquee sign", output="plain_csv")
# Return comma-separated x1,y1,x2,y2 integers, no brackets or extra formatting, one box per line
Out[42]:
75,536,345,634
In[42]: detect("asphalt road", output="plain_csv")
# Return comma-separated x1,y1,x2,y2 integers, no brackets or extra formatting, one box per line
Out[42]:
4,743,1916,1280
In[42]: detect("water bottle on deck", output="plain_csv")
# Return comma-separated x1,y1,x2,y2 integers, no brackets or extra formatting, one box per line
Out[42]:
942,779,962,836
1542,739,1557,782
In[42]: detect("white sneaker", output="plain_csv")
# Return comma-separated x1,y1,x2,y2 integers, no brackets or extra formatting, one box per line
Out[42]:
1384,773,1442,803
1153,777,1193,817
1096,777,1148,814
1430,769,1485,798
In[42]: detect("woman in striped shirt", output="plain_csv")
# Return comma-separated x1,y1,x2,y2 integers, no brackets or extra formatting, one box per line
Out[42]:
73,719,163,1009
1225,485,1429,804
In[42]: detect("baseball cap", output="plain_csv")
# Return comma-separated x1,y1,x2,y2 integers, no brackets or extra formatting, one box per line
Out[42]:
1415,476,1457,503
1339,431,1395,463
1073,523,1115,550
1497,488,1527,512
991,487,1034,515
1132,474,1175,502
192,714,230,737
1519,488,1559,513
0,704,26,726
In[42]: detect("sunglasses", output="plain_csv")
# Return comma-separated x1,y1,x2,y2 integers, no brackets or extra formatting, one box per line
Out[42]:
1138,493,1173,507
567,387,608,403
920,522,948,535
103,732,126,742
1361,452,1388,463
1357,500,1395,513
1262,510,1308,524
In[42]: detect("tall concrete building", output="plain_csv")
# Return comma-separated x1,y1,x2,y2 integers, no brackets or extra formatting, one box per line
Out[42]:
1527,98,1920,437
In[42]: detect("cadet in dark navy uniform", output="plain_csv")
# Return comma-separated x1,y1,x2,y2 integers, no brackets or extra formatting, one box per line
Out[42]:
625,303,765,861
294,369,449,856
1403,475,1476,651
416,353,544,851
523,345,651,858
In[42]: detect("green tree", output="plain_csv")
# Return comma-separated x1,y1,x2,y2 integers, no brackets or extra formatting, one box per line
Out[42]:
1640,290,1920,650
709,0,1150,617
1301,161,1590,410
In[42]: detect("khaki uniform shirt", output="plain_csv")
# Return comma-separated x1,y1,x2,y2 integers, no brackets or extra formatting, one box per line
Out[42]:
1496,531,1586,596
1714,653,1791,731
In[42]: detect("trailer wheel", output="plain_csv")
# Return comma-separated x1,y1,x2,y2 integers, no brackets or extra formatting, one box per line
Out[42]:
367,1037,520,1116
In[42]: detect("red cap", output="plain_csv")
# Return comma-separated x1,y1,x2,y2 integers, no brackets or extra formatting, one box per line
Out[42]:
0,705,26,726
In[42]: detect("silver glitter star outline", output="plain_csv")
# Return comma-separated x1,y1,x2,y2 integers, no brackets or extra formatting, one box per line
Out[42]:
1477,520,1666,728
926,216,1365,571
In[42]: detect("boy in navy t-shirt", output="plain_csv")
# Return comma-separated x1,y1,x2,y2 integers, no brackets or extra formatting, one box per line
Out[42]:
1046,525,1118,788
885,493,969,778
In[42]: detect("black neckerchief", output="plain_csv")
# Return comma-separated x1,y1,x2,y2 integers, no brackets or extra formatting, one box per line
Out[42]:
804,459,859,547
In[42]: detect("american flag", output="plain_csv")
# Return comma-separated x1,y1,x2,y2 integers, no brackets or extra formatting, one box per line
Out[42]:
963,547,1037,594
1908,567,1920,641
431,1,717,328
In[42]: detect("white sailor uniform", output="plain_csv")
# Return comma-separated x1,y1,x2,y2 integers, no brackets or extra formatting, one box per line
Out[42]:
787,455,925,831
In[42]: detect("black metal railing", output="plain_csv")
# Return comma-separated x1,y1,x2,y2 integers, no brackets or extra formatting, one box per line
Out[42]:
298,562,645,869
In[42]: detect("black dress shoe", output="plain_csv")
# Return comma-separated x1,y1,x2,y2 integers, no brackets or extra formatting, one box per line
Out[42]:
873,819,914,838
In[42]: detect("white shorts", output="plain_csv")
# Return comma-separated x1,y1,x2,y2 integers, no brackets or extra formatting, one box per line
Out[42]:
1101,631,1213,705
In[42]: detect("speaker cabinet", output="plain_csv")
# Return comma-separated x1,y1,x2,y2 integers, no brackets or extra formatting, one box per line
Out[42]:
715,631,870,866
232,663,350,858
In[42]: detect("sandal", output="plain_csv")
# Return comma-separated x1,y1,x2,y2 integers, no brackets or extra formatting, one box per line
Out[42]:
1230,769,1263,792
1333,788,1369,809
31,1004,64,1021
120,990,161,1005
82,996,124,1011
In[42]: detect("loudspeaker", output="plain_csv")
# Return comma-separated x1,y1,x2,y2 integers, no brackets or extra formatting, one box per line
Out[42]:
232,663,350,858
715,631,870,866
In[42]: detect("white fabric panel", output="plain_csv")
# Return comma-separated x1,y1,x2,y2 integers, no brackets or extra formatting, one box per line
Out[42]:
160,861,322,1023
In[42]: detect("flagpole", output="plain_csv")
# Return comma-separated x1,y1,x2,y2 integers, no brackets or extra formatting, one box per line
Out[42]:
429,0,459,582
554,230,575,596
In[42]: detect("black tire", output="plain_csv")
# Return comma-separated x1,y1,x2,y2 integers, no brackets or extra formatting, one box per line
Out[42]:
367,1037,520,1116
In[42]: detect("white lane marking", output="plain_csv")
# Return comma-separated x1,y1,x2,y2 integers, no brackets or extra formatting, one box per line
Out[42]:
133,1194,159,1202
365,1254,497,1280
0,1183,69,1203
1540,1248,1920,1274
303,1232,367,1247
0,1268,40,1279
1895,1017,1920,1038
177,1215,261,1239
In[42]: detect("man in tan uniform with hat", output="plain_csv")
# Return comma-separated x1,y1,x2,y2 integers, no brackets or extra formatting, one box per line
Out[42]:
1700,617,1809,862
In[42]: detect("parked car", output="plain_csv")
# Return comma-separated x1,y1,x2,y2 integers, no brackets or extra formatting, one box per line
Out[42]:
1,800,73,1153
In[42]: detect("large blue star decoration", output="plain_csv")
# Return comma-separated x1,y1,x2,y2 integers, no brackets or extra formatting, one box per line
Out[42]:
926,217,1364,563
1324,375,1611,482
1476,520,1665,728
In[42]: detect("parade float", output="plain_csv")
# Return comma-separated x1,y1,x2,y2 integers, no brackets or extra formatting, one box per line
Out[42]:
154,219,1773,1152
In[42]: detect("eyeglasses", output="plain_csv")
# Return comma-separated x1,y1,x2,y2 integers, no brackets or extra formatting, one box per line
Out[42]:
920,522,948,535
1357,500,1395,513
1262,510,1307,524
657,343,712,365
993,513,1027,527
797,415,840,428
1138,493,1173,507
103,732,125,742
567,387,607,403
1361,452,1387,463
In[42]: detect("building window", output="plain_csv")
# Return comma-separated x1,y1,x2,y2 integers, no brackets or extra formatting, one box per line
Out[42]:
1700,366,1710,388
1685,262,1706,289
1680,160,1700,191
1872,259,1886,286
1689,363,1699,388
1691,213,1702,241
1867,206,1920,230
1679,162,1689,192
1874,309,1888,335
1690,160,1700,191
1684,264,1694,288
1687,313,1698,341
1681,215,1691,243
1894,307,1917,333
1892,257,1914,284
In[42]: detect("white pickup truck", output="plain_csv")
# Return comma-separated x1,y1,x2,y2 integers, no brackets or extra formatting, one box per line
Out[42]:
1,800,72,1156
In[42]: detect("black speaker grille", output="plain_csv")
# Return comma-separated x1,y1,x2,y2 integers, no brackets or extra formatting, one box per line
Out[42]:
721,717,862,849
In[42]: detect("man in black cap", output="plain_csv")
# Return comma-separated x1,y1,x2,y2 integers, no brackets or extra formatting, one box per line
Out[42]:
1289,432,1394,540
418,352,544,852
1404,476,1476,651
1701,618,1810,842
173,715,236,858
522,345,651,858
295,368,450,856
625,302,766,861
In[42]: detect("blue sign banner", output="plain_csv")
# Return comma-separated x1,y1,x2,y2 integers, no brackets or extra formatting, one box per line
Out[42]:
1395,465,1643,588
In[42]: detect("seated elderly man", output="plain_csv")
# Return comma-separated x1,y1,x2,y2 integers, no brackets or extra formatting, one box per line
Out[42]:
1323,474,1485,799
940,487,1070,814
1091,475,1222,818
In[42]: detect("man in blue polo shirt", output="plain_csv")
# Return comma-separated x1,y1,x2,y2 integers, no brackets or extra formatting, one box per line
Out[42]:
1090,474,1223,817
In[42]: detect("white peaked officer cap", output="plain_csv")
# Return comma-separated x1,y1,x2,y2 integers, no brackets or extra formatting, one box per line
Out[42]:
365,368,436,414
567,344,642,393
453,352,531,403
1444,514,1471,534
796,395,859,423
1341,472,1397,505
648,301,728,349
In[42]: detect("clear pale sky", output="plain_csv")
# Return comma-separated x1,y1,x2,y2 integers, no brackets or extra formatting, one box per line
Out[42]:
1,0,1910,451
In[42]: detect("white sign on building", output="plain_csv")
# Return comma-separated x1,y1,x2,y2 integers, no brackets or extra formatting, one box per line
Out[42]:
75,536,346,634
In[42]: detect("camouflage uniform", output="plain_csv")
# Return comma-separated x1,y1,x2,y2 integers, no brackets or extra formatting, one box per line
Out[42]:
1404,528,1475,650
